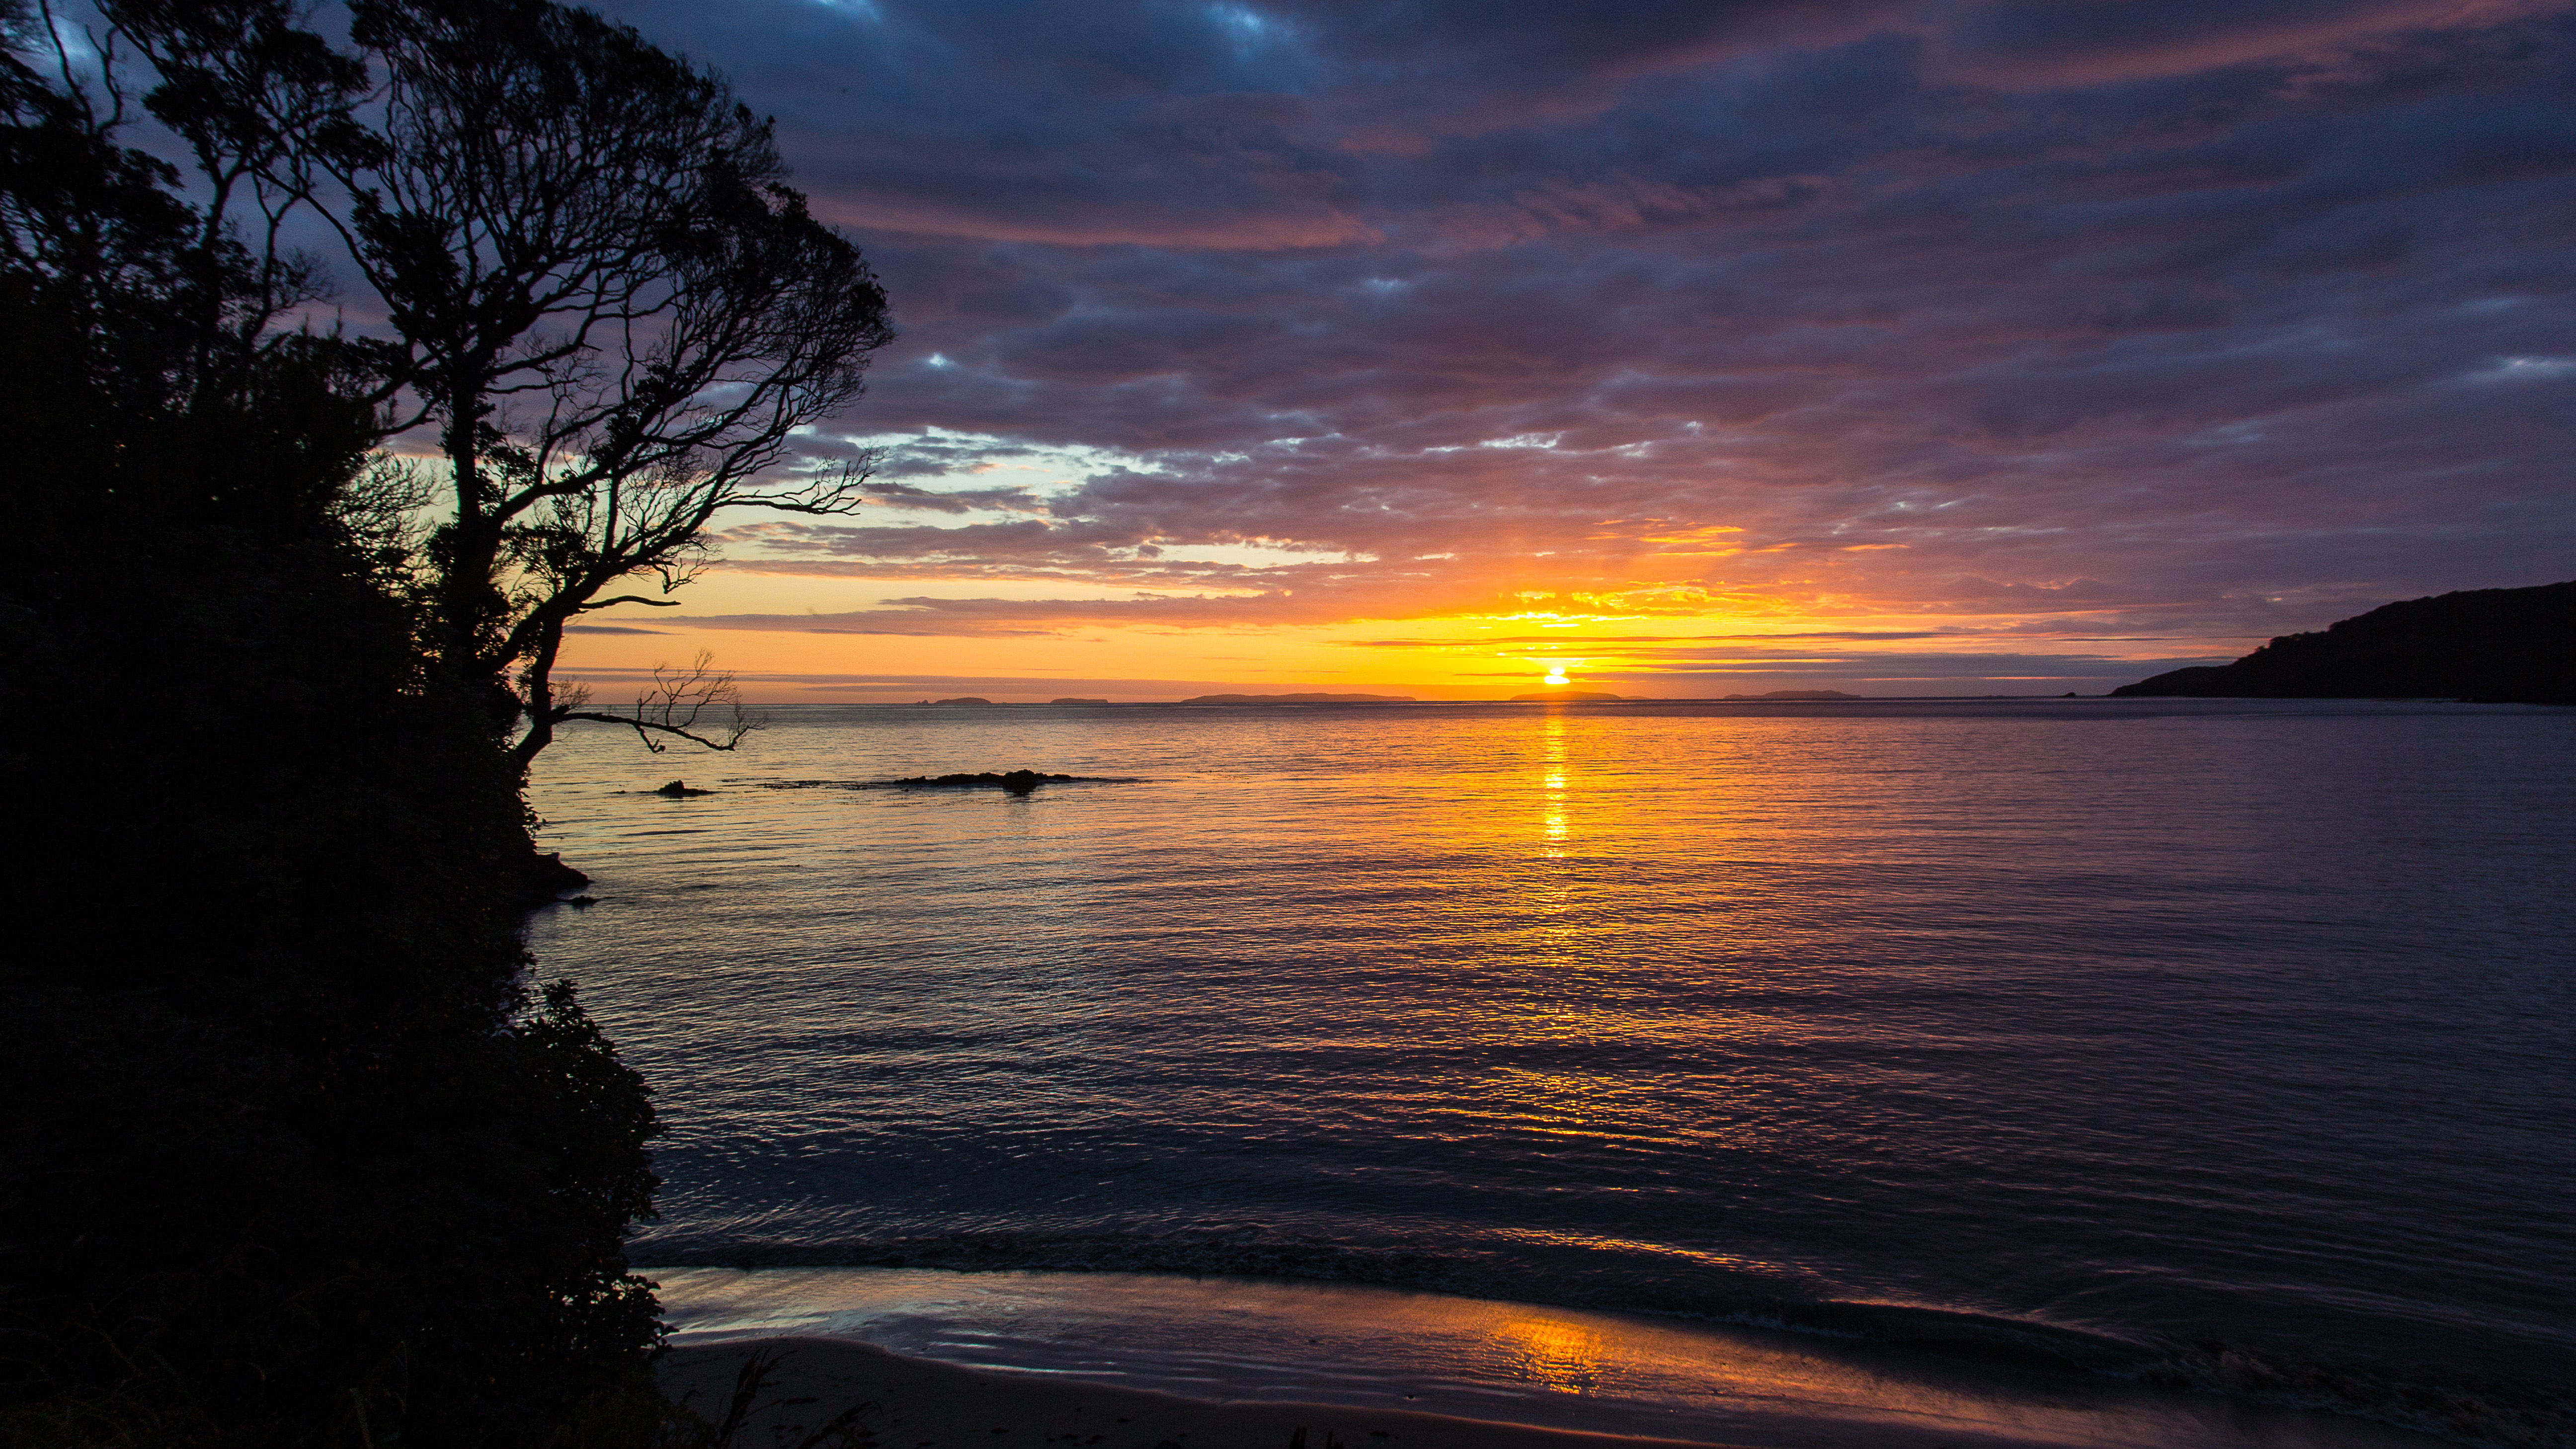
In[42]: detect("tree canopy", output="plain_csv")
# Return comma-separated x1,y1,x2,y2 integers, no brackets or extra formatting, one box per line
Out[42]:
105,0,899,767
0,0,876,1440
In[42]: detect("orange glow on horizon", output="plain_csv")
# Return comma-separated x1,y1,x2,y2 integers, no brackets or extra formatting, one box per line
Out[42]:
548,562,2236,702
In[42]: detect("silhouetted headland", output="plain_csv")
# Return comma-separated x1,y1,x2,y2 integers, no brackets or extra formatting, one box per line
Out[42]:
1179,692,1415,704
864,770,1146,795
2113,580,2575,703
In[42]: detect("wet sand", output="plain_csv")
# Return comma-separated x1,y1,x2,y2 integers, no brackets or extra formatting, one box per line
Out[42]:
660,1336,1748,1449
648,1268,2450,1449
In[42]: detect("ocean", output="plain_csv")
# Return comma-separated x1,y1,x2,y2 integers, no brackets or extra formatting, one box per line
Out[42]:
524,698,2575,1447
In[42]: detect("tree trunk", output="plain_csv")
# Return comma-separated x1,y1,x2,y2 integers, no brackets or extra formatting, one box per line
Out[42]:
510,614,567,772
438,373,511,725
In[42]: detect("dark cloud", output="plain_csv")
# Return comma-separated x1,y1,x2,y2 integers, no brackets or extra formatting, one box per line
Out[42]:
578,0,2575,654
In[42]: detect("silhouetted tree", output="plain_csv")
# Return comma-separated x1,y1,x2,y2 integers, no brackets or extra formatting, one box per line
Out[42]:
102,0,896,769
323,0,896,767
2,4,668,1441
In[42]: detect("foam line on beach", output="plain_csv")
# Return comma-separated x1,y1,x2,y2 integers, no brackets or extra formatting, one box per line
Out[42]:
664,1337,1749,1449
648,1267,2442,1449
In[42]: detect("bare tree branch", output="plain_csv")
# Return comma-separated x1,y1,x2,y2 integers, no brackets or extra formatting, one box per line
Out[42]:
550,651,762,757
82,0,893,769
322,1,894,764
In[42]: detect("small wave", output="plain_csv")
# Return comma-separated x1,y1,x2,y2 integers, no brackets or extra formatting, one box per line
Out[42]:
641,1229,2575,1449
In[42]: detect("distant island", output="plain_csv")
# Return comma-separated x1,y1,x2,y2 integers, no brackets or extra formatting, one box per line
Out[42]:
1177,692,1415,705
2113,580,2574,703
1719,690,1862,701
1510,689,1624,701
922,696,995,706
1050,697,1110,705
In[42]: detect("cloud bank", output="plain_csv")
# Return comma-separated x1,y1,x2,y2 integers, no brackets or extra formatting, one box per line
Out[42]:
576,0,2575,691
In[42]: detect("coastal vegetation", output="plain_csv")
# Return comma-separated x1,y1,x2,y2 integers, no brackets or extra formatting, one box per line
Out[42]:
0,1,883,1442
2114,581,2575,703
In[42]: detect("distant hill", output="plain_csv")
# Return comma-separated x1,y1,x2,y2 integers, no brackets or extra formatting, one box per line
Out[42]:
1720,689,1862,701
2112,581,2574,703
1177,692,1415,705
1510,689,1623,701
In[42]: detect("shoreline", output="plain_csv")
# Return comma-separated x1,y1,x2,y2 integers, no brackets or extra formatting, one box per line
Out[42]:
647,1267,2455,1449
661,1337,1751,1449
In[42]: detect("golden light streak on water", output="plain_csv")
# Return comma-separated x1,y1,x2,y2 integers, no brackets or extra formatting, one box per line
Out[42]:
526,698,2576,1448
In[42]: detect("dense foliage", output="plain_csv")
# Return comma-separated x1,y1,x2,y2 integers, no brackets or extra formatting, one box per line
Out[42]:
0,3,669,1443
2113,581,2576,703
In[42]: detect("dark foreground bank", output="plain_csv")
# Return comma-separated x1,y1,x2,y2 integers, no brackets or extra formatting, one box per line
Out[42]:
1,9,664,1443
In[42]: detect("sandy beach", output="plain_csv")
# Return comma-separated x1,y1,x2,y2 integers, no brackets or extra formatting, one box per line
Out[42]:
647,1268,2469,1449
660,1337,1748,1449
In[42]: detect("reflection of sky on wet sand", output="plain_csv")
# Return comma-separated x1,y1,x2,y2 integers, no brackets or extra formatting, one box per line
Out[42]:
651,1266,2436,1449
1497,1315,1604,1395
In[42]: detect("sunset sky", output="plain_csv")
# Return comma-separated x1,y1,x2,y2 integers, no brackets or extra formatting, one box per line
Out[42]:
546,0,2573,701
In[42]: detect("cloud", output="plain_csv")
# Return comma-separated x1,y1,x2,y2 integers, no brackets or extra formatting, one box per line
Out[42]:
577,0,2576,656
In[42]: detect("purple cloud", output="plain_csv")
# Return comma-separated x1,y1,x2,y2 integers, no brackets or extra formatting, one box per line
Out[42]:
574,0,2573,677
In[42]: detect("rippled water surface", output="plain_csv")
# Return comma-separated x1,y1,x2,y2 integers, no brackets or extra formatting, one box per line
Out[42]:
525,699,2576,1435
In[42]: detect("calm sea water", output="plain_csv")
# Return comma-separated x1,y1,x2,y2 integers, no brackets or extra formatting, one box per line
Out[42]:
525,699,2576,1444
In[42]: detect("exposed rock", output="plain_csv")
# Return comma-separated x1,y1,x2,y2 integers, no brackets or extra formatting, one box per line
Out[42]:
518,851,590,910
862,770,1143,794
653,779,712,796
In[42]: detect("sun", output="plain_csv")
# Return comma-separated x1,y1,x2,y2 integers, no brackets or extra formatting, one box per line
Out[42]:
1545,666,1568,686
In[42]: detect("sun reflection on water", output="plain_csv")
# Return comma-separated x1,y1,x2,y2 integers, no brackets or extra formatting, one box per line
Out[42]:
1541,714,1569,853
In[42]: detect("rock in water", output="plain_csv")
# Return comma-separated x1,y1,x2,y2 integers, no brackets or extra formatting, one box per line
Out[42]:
654,779,712,796
861,770,1141,793
518,851,590,909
